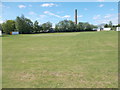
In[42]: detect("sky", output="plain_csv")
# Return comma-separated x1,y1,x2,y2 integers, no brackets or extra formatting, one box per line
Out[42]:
0,2,118,27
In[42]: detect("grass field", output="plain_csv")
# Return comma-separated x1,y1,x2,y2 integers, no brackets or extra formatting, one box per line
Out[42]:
2,31,118,88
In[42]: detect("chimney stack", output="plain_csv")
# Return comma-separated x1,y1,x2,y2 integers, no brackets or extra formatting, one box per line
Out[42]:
75,9,77,24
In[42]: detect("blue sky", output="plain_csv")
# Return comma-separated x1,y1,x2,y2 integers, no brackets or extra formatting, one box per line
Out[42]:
0,2,118,27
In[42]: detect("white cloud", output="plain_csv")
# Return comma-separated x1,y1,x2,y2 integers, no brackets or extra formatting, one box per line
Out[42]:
0,4,10,8
39,15,46,18
62,15,71,18
29,11,36,15
41,3,57,7
44,11,61,18
93,15,101,20
97,0,104,2
44,11,71,19
96,18,118,25
0,20,3,23
99,4,104,7
84,8,88,10
104,14,113,18
94,14,118,25
18,5,26,8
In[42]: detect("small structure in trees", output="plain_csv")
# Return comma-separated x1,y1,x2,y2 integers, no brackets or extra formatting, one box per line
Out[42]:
0,30,2,36
103,28,111,31
116,27,120,31
10,32,19,35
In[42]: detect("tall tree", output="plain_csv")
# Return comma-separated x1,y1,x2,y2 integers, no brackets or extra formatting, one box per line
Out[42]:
2,20,16,34
42,22,52,32
77,22,84,31
109,21,113,28
15,15,33,34
55,20,76,32
104,24,109,28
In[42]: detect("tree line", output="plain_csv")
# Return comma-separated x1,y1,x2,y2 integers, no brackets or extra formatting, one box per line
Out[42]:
1,15,52,34
0,15,118,34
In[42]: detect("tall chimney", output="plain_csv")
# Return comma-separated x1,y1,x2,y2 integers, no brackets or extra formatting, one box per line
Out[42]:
75,9,77,24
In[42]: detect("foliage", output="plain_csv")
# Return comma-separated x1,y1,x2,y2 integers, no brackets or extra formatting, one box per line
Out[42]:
33,20,42,33
15,15,33,34
0,24,2,31
2,20,16,34
55,20,96,32
42,22,52,32
104,24,109,28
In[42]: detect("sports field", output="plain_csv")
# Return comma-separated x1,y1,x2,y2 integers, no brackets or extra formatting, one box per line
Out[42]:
2,31,118,88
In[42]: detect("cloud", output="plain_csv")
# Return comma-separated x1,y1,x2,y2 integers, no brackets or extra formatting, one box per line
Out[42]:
29,11,36,15
84,8,88,10
39,15,46,18
18,5,26,8
104,14,113,18
44,11,61,18
62,15,71,18
99,4,104,7
96,17,118,25
94,14,118,25
44,11,71,19
41,3,57,7
0,20,3,23
93,15,101,20
0,4,10,8
97,0,104,2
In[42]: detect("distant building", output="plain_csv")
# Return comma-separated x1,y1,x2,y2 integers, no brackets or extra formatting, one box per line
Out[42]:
0,31,1,36
10,32,19,35
103,28,111,31
116,27,120,31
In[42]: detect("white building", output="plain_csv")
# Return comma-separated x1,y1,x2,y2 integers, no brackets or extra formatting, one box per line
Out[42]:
0,30,2,36
103,28,111,31
116,27,120,31
10,32,19,35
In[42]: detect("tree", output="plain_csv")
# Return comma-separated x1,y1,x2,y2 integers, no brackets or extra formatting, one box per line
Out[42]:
55,24,59,32
104,24,109,28
2,20,16,34
55,20,76,32
33,20,40,33
118,24,120,27
109,21,113,28
77,22,84,31
83,22,94,30
42,22,52,32
15,15,33,34
0,24,3,32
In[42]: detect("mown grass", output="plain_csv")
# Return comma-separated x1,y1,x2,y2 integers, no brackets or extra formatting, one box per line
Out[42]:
2,31,118,88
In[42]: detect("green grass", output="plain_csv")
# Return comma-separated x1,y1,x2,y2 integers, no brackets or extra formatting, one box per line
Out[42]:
2,31,118,88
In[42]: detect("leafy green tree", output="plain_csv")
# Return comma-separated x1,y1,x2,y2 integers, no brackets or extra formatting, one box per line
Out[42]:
33,20,40,33
118,24,120,27
0,24,3,32
55,20,76,32
109,21,113,28
2,20,16,34
77,22,85,31
42,22,52,32
15,15,33,34
55,24,59,32
83,22,93,30
104,24,109,28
